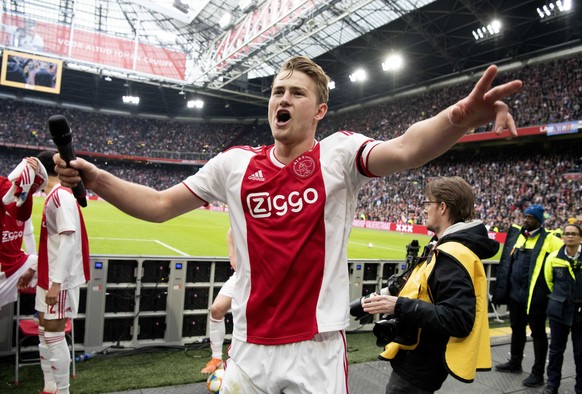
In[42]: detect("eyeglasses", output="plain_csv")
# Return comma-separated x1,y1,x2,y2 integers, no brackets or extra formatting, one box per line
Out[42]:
422,200,439,205
563,232,581,237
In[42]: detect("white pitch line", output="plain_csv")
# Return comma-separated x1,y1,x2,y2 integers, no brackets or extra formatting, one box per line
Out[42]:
91,237,189,256
154,240,189,256
91,237,153,241
349,241,403,252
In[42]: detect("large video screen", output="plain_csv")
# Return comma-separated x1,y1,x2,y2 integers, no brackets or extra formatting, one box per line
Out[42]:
0,49,63,94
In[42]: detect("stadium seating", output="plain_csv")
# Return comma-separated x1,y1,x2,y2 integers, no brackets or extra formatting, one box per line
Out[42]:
1,53,581,232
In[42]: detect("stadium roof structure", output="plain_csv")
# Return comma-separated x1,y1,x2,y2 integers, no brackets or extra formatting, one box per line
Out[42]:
0,0,581,120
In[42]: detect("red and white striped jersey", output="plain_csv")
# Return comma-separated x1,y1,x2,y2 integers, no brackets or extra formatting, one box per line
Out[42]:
1,210,30,278
1,176,32,278
183,131,379,345
37,185,90,290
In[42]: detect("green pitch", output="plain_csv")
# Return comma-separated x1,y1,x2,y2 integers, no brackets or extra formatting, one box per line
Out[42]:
29,197,431,259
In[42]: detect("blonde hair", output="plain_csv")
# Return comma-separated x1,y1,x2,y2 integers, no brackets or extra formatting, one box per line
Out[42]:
277,56,330,104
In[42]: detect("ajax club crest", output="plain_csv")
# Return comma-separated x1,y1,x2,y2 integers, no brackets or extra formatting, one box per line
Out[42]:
292,155,316,178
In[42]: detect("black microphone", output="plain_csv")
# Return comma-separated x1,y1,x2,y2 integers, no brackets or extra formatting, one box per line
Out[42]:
48,114,87,207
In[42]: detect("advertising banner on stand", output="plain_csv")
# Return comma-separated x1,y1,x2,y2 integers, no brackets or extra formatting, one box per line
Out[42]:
1,13,186,80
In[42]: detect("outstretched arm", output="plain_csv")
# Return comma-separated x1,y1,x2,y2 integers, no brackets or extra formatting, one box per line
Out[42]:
54,155,205,222
368,65,522,176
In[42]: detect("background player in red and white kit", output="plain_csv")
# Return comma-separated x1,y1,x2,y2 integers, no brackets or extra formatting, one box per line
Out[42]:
35,151,90,394
1,157,46,309
55,56,522,393
201,228,236,374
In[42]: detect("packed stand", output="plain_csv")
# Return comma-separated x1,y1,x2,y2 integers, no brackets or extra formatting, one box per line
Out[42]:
0,147,194,192
1,55,580,158
233,54,582,147
0,101,243,161
1,54,581,231
356,142,582,232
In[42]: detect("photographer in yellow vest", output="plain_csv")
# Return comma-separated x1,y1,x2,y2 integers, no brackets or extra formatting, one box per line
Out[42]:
362,176,497,393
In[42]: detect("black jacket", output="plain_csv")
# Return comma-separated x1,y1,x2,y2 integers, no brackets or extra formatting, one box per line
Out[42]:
387,221,499,391
546,246,582,326
493,224,562,313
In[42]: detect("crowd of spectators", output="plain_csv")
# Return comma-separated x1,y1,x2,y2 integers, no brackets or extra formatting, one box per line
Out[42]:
234,53,582,147
1,53,581,232
0,102,243,160
356,143,581,232
0,147,195,193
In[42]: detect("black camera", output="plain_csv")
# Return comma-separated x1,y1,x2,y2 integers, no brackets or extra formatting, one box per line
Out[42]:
349,240,421,324
406,239,420,261
386,273,406,298
387,240,421,295
349,240,426,349
373,316,419,348
373,318,400,347
349,295,366,320
350,293,378,324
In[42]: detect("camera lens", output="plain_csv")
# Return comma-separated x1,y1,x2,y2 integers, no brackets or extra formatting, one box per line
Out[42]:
373,318,399,347
349,297,366,318
349,294,375,324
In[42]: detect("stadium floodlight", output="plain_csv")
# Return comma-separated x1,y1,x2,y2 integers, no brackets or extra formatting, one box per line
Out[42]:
219,12,233,30
349,69,367,83
187,99,204,109
239,0,256,13
536,0,572,21
382,53,404,71
472,19,502,42
328,80,336,90
122,95,140,105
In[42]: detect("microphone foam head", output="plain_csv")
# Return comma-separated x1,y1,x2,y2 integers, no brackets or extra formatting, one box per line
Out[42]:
48,114,72,144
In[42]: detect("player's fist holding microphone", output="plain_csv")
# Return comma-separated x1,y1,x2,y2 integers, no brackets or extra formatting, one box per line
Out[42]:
54,154,99,192
54,149,169,223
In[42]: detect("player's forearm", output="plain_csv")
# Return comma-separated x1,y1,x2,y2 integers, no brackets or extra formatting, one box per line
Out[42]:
91,169,201,223
15,192,33,221
23,219,36,253
57,156,161,220
90,169,169,222
369,107,466,176
402,107,468,165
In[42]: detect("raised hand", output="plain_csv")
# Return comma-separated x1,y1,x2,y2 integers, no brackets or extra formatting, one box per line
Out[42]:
448,65,522,136
2,157,47,206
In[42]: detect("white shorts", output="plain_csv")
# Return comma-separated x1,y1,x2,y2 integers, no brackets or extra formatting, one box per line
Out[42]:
222,331,348,394
35,286,80,320
218,272,237,298
0,255,37,309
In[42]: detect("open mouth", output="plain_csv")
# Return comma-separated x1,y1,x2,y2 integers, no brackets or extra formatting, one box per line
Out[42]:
276,110,291,123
